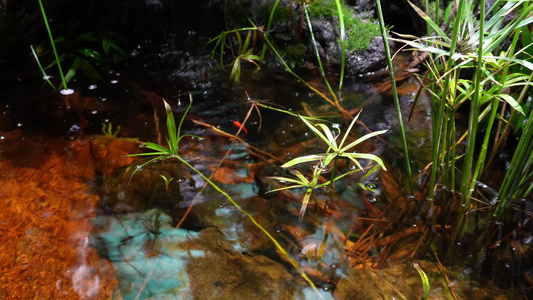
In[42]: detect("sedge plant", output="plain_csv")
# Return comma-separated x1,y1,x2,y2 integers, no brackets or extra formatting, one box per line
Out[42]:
394,0,533,221
269,111,387,224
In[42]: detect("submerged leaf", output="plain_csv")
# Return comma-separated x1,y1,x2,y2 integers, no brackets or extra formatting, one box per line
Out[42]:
299,188,314,225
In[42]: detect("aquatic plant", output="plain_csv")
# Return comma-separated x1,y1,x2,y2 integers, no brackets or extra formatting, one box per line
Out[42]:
413,262,429,300
209,25,262,82
127,98,197,179
101,122,121,138
159,175,174,193
269,111,387,223
395,0,533,203
228,29,261,82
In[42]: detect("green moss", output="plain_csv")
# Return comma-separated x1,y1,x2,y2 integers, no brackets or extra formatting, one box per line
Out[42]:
308,0,381,51
262,1,292,22
283,43,308,68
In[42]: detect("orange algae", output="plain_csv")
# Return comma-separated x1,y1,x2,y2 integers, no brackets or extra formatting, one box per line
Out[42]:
0,131,118,299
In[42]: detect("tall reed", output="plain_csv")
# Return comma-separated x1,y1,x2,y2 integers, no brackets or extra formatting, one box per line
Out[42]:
394,0,533,227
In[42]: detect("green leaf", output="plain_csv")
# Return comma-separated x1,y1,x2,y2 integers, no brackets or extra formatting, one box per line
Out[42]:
339,110,362,149
413,263,429,300
316,123,338,149
268,176,308,186
229,58,241,81
77,48,103,61
299,188,314,224
60,57,80,89
291,169,311,186
345,153,387,170
281,154,329,168
142,142,172,154
323,153,337,166
340,129,388,153
164,100,178,153
267,185,307,193
299,115,331,145
497,94,525,115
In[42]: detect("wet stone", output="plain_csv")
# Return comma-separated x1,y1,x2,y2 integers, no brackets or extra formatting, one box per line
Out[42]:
182,227,304,300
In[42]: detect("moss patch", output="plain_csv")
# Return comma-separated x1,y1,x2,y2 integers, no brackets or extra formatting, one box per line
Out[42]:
308,0,381,51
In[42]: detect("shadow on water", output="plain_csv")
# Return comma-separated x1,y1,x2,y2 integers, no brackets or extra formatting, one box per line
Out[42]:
0,1,531,299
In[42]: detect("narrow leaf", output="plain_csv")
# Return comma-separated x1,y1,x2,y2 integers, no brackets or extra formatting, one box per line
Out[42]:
340,129,388,153
281,154,329,168
498,94,525,115
299,188,314,225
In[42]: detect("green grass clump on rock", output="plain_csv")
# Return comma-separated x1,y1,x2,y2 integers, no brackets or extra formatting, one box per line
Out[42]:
308,0,380,51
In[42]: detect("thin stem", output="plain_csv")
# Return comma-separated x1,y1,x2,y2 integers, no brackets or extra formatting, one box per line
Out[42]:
429,0,465,201
260,0,281,64
375,0,414,195
461,0,485,203
303,4,339,104
37,0,68,91
334,0,346,90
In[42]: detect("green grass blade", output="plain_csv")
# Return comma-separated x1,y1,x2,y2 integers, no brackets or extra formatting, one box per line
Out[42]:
282,154,329,168
460,0,485,206
303,4,338,102
340,129,388,153
260,0,281,64
140,142,172,154
376,0,412,193
37,0,68,91
267,185,307,193
346,153,387,170
334,0,346,90
163,100,178,153
339,110,362,148
413,262,430,300
497,94,525,115
30,45,56,90
315,124,338,149
299,188,314,225
299,115,332,146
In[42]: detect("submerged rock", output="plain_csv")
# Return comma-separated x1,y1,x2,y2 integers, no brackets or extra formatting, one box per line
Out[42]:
90,209,198,299
334,260,509,299
182,227,304,300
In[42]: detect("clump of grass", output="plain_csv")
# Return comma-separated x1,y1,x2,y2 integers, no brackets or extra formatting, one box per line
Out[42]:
308,0,380,51
394,0,533,241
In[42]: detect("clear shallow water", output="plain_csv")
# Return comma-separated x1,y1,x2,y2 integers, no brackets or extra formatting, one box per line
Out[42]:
0,36,529,299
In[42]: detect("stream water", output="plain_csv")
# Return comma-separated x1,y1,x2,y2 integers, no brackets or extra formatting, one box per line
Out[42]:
1,5,531,299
